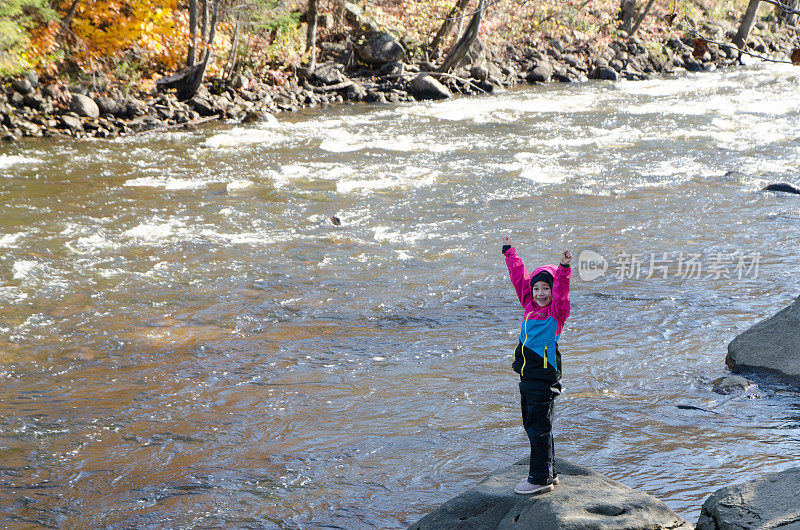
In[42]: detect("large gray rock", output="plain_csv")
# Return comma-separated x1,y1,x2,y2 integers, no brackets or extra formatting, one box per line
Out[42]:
69,93,100,118
11,78,33,95
696,468,800,529
726,295,800,382
409,74,452,100
355,31,405,65
95,95,125,117
409,458,691,529
527,61,553,83
314,64,346,85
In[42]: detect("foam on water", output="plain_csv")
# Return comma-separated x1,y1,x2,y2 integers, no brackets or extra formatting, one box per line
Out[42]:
0,154,41,170
0,286,28,304
226,179,254,191
336,166,439,194
0,232,26,247
123,218,188,241
65,233,120,253
11,260,40,280
123,176,223,189
202,125,287,148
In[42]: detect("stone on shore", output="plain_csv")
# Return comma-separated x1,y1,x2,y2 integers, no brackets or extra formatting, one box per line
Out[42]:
70,93,100,118
527,61,553,83
314,64,346,85
726,294,800,382
409,74,452,100
95,95,126,117
355,31,405,65
597,66,619,81
696,467,800,529
408,458,692,529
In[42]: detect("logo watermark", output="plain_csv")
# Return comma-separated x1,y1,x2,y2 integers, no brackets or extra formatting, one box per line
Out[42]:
576,250,761,282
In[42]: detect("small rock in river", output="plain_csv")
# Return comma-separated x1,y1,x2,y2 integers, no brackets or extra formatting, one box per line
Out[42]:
330,216,341,226
762,182,800,194
711,375,756,395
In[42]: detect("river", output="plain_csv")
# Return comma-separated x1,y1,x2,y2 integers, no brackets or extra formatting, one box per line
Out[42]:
1,63,799,528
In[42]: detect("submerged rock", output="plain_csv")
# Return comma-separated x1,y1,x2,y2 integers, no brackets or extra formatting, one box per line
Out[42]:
696,467,800,529
762,182,800,194
711,374,756,395
727,294,800,383
408,458,691,529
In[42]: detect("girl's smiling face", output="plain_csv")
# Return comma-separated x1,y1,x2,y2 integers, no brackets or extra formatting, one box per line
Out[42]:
532,281,552,307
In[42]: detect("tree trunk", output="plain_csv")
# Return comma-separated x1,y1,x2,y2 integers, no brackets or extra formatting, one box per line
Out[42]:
619,0,637,32
630,0,655,35
188,0,198,66
306,0,319,69
429,0,472,60
785,0,798,25
225,11,241,80
55,0,80,41
156,59,209,101
202,0,221,62
438,0,485,73
734,0,761,48
201,0,209,43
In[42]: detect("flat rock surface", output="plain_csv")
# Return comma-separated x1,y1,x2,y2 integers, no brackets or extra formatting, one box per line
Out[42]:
726,294,800,382
696,467,800,529
408,458,691,529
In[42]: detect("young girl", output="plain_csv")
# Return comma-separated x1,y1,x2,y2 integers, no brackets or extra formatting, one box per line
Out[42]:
501,235,572,495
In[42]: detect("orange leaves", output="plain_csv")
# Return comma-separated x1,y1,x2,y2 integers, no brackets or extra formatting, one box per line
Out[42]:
692,37,708,59
791,48,800,66
69,0,185,72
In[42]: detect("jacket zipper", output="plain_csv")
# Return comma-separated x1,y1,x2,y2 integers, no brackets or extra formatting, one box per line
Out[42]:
543,345,548,369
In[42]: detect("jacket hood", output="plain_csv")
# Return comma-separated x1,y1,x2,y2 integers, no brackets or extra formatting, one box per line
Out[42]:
530,264,557,280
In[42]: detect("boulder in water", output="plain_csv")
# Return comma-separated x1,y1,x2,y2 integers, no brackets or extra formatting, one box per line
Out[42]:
409,458,692,529
726,294,800,383
696,467,800,529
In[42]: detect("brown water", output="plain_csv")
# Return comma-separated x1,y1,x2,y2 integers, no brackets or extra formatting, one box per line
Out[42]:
1,64,800,528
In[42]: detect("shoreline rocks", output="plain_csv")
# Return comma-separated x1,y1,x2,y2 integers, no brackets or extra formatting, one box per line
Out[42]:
726,294,800,384
409,458,692,529
697,467,800,529
2,21,799,142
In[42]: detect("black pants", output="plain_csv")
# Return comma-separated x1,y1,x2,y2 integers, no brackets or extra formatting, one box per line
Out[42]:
519,379,562,484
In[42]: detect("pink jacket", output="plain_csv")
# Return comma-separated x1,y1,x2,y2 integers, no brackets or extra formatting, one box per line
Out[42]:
505,247,571,379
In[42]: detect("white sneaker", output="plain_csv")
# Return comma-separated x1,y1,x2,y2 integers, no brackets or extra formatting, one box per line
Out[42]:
514,478,555,495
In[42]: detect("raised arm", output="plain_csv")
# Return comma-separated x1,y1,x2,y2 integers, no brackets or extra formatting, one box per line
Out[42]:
552,250,572,323
503,242,532,308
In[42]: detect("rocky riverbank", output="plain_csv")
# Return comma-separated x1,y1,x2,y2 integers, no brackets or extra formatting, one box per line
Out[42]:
410,458,800,529
2,17,799,143
409,457,692,529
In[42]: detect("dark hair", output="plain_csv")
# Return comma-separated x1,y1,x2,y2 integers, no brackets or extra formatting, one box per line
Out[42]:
530,271,553,291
